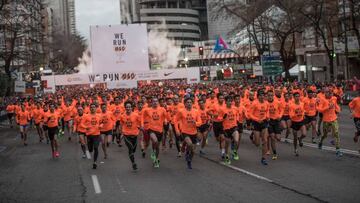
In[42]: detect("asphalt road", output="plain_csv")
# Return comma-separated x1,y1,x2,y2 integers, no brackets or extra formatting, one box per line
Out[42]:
0,106,359,203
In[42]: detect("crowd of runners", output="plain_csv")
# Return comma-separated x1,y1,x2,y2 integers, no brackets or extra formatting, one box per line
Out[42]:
3,81,360,170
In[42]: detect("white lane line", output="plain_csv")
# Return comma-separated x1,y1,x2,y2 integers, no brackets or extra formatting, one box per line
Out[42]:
91,175,102,194
220,162,274,183
282,138,360,156
243,130,360,156
116,177,127,193
86,150,91,159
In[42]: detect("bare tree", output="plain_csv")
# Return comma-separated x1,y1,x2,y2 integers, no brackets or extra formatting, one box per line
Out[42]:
298,0,339,80
348,0,360,57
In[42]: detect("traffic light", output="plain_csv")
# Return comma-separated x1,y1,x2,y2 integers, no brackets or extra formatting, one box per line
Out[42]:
199,46,203,56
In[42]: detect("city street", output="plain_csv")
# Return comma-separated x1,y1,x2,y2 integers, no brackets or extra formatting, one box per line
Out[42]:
0,106,359,203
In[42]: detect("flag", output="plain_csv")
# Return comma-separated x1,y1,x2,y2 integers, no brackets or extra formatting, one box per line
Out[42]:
213,36,228,53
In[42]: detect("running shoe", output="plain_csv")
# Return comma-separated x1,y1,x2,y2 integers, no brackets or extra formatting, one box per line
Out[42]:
92,163,97,169
68,137,71,141
82,154,86,159
261,158,268,165
154,159,160,168
185,154,192,169
294,149,299,157
142,151,146,158
298,138,304,147
46,139,49,144
336,149,343,157
177,152,182,157
132,163,138,171
232,151,239,161
284,139,289,144
311,137,317,144
318,142,323,150
224,155,231,165
150,151,156,161
272,154,278,160
55,151,60,158
330,140,335,146
354,133,359,143
199,150,205,156
221,153,225,160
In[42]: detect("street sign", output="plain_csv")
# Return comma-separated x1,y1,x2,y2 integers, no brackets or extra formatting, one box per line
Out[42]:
261,55,283,76
14,81,26,93
253,65,263,76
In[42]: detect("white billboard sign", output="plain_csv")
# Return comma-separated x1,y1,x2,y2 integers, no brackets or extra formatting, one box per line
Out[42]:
90,24,150,73
253,65,263,76
14,81,26,93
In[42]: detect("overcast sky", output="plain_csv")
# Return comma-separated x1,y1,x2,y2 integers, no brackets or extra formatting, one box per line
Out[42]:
75,0,120,42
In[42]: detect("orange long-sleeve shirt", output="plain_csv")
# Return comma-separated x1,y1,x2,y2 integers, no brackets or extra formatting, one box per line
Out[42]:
174,108,201,135
317,98,340,122
349,97,360,118
120,112,141,136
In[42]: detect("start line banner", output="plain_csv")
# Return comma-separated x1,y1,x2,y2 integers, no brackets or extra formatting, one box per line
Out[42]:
41,68,200,91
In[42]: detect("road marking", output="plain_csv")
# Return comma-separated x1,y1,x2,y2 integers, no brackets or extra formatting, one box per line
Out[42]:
282,138,360,156
86,150,91,159
243,130,360,157
116,177,127,193
220,162,274,182
91,175,102,194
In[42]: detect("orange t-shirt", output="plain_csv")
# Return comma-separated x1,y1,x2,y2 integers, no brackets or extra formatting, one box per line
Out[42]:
249,100,268,122
83,113,101,136
235,105,246,124
17,110,30,126
220,107,238,130
45,112,60,128
289,102,305,122
210,102,226,122
142,107,169,133
99,111,115,132
303,97,317,116
111,104,124,121
62,105,76,121
175,108,201,135
198,107,211,125
349,97,360,118
6,105,15,113
73,114,86,133
32,108,44,124
267,100,283,120
120,112,141,136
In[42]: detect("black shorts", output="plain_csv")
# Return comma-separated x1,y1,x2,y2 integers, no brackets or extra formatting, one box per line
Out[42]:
224,127,238,139
246,119,253,127
101,130,112,136
43,125,48,131
305,115,317,124
213,122,224,137
237,122,243,133
7,113,14,119
163,123,170,132
198,123,210,133
182,133,197,144
148,130,163,142
354,118,360,132
281,115,290,121
253,121,268,132
291,120,304,131
48,126,59,141
319,113,323,119
268,119,281,134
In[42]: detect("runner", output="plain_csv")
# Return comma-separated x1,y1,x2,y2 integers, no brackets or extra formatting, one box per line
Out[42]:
197,98,211,155
83,103,102,169
111,97,124,147
44,103,61,158
221,96,240,165
248,90,269,165
289,92,307,156
210,93,226,159
267,91,283,160
174,97,201,169
32,102,45,142
234,94,246,155
169,95,185,157
73,106,87,158
6,101,15,128
41,104,50,144
304,90,318,143
280,93,292,142
142,97,169,168
16,103,31,146
317,89,343,157
120,100,141,171
349,91,360,153
62,100,76,141
99,103,115,159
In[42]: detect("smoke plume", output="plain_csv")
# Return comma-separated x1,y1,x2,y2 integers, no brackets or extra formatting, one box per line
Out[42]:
74,48,92,74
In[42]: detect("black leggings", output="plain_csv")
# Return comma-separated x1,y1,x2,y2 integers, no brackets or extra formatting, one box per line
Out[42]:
87,135,100,163
171,124,182,152
124,136,137,163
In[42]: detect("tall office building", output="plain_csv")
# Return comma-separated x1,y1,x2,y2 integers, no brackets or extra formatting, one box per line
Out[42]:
43,0,76,37
120,0,208,46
